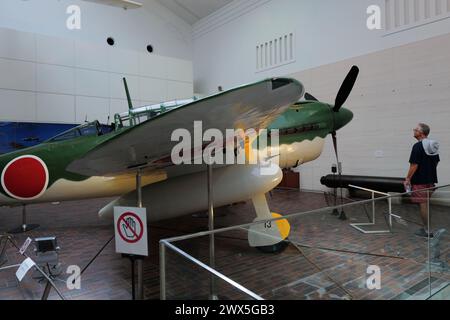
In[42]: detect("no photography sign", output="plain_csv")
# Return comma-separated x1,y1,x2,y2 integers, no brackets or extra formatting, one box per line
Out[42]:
114,207,148,256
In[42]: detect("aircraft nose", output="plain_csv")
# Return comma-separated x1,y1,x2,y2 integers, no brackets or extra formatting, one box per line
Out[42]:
333,107,353,131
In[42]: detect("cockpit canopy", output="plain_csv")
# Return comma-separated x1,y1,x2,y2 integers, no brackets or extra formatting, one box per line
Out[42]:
46,121,104,142
114,98,197,128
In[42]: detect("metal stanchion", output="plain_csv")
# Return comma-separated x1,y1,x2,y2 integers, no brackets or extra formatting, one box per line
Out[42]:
120,167,146,301
8,205,39,234
41,278,53,300
136,168,144,300
137,168,143,208
131,255,136,300
160,242,166,300
207,163,218,300
427,190,431,297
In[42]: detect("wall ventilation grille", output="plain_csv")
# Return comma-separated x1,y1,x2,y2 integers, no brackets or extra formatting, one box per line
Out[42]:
256,32,295,72
384,0,450,35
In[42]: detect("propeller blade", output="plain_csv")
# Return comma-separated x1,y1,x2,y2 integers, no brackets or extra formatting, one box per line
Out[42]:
334,65,359,112
304,92,319,101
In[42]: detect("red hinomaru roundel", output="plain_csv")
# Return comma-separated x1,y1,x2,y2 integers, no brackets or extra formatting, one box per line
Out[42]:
1,155,49,200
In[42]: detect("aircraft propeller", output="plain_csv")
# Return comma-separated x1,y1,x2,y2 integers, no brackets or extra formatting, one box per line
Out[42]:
330,65,359,164
332,66,359,218
305,66,359,163
305,66,360,219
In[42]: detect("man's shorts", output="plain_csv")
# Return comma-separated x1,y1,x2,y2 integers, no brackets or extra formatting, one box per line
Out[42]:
411,184,435,204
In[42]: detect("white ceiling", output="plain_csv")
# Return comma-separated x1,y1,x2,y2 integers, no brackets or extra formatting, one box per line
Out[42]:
155,0,234,25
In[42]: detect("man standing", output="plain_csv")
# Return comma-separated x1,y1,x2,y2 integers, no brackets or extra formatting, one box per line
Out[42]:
405,123,440,238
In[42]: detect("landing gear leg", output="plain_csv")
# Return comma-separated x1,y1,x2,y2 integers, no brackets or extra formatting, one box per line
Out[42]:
249,194,290,254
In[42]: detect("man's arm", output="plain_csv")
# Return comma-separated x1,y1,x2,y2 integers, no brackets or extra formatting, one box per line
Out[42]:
406,143,421,184
405,163,418,184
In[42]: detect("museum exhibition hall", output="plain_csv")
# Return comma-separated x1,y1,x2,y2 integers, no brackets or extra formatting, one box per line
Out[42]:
0,0,448,303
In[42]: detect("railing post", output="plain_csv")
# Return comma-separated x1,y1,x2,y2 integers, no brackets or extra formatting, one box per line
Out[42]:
372,191,375,223
388,198,393,229
136,168,144,300
160,241,166,300
207,163,218,300
427,189,431,298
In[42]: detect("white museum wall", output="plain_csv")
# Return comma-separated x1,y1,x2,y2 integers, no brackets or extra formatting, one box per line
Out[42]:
290,33,450,189
0,0,193,124
193,0,450,190
193,0,450,94
0,0,192,60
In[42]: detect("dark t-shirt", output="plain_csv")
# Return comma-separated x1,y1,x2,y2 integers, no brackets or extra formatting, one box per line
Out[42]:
409,141,440,184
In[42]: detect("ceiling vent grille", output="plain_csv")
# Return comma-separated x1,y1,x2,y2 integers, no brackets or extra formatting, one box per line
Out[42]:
384,0,450,35
256,32,295,73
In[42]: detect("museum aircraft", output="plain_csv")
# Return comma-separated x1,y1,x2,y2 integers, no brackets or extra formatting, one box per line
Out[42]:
0,66,358,250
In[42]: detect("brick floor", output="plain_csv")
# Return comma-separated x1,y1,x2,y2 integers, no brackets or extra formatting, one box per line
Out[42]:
0,189,448,300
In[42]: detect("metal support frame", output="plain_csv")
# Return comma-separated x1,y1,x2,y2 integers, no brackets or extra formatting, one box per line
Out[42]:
41,280,52,300
207,164,218,300
159,242,166,300
35,263,65,300
159,240,263,300
135,168,144,300
40,263,56,301
331,170,339,216
123,255,136,298
121,168,145,301
0,235,65,300
159,163,219,300
8,205,39,234
0,263,21,272
427,190,431,296
348,184,401,234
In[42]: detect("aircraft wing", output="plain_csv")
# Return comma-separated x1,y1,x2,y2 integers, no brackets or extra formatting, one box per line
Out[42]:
66,78,304,177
